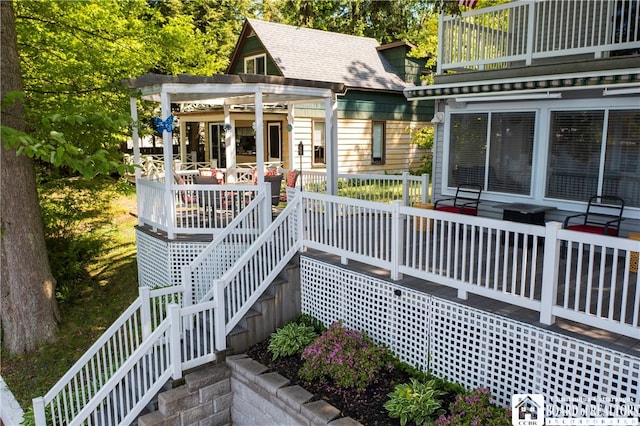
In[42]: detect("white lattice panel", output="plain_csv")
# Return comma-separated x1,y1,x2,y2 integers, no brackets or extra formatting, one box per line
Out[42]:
301,257,430,371
301,256,640,407
136,229,170,288
169,241,210,288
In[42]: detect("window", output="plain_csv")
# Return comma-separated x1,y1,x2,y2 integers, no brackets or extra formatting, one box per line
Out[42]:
313,121,326,165
372,121,386,164
547,109,640,207
448,112,535,195
244,54,266,75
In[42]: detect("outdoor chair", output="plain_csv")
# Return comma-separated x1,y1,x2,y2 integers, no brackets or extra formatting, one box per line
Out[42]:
434,184,482,216
264,174,284,206
280,170,300,203
563,195,624,236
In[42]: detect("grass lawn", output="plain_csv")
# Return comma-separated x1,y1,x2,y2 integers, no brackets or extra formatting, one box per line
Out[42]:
1,177,139,411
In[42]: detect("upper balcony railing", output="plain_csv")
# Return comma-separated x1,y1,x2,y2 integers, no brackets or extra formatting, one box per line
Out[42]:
438,0,639,74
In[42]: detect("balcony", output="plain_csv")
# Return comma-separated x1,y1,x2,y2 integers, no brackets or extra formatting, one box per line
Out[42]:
438,0,639,74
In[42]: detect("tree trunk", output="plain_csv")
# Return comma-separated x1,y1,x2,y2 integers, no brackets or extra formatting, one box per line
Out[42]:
1,1,60,354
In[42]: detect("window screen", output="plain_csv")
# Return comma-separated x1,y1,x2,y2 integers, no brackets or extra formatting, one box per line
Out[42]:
449,112,535,195
604,109,640,207
449,113,488,187
488,112,535,194
546,111,604,201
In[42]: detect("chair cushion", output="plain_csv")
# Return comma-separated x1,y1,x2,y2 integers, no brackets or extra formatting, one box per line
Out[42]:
567,224,619,236
435,205,478,216
286,170,299,188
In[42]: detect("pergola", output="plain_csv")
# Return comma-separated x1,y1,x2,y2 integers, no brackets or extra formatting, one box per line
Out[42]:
124,73,344,194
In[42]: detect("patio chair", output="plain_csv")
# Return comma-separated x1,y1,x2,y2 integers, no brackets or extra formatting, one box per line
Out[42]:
265,174,284,206
280,170,300,202
563,195,624,236
434,184,482,216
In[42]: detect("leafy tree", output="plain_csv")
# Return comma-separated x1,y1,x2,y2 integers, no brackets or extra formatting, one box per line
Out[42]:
1,0,251,354
1,0,60,354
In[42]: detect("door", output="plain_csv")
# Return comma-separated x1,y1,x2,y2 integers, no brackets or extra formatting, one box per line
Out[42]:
209,123,226,168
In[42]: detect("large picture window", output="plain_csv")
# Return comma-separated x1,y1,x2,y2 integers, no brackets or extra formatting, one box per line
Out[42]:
547,109,640,207
448,112,535,195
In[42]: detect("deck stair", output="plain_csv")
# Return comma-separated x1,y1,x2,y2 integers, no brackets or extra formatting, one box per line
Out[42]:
32,194,303,425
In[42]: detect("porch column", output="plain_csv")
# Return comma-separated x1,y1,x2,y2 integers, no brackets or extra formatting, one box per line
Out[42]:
129,97,141,180
255,91,265,184
224,104,236,169
287,104,295,170
178,118,187,170
161,90,176,239
130,96,143,228
325,93,338,196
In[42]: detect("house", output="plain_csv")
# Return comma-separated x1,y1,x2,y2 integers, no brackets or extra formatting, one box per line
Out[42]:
404,0,640,234
30,7,639,425
174,18,432,175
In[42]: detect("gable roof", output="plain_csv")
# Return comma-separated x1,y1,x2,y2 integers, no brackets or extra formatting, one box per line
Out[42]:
227,18,410,93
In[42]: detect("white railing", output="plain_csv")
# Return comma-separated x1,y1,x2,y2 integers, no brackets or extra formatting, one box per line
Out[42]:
136,173,262,238
303,171,429,205
182,193,268,304
439,0,639,73
207,194,303,349
302,195,640,338
33,190,638,424
32,286,184,426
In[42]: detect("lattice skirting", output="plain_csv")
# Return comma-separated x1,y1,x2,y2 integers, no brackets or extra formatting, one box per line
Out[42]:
136,229,209,288
300,256,640,408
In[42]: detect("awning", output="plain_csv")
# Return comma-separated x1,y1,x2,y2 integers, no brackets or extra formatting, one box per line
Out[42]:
404,68,640,101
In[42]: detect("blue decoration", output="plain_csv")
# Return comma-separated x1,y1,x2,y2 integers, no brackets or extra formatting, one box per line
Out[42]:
223,123,232,132
154,115,174,133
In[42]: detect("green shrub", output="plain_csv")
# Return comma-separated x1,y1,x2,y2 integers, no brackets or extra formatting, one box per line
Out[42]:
299,321,388,393
294,313,326,333
435,387,511,425
384,378,445,426
267,322,318,360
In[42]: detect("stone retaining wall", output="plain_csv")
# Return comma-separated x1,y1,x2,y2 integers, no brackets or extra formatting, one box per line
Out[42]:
138,355,362,426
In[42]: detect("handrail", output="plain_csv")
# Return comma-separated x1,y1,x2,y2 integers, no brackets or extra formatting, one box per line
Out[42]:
32,286,184,425
182,192,268,304
438,0,638,73
303,171,429,205
206,193,303,349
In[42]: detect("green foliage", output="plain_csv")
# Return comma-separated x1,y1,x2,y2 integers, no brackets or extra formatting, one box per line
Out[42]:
267,322,318,360
299,321,389,393
409,125,434,177
10,0,252,178
294,313,327,333
435,387,511,426
38,176,126,305
384,378,445,426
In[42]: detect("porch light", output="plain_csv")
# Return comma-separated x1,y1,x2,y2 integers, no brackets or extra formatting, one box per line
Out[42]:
223,123,232,133
431,112,444,124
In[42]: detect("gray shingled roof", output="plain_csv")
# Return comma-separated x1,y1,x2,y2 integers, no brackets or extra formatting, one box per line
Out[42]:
246,18,409,92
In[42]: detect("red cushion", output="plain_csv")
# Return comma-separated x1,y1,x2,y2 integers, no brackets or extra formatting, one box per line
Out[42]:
435,205,478,216
286,171,299,188
567,224,618,236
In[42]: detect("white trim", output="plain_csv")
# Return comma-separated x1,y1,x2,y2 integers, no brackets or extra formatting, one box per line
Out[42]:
243,53,267,75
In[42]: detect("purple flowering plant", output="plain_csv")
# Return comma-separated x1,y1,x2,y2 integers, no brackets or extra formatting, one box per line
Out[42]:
435,387,511,426
299,321,390,393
